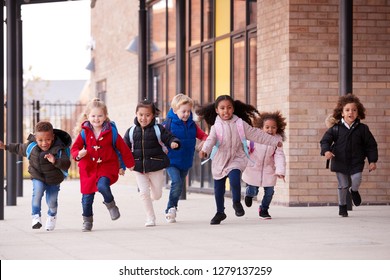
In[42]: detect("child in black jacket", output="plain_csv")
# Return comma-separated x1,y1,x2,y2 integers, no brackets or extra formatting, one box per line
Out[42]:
320,94,378,217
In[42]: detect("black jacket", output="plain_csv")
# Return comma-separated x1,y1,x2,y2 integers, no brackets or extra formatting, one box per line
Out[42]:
123,118,180,173
320,119,378,175
6,129,72,185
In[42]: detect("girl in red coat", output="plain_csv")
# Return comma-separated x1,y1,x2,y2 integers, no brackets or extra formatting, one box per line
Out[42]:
71,98,135,231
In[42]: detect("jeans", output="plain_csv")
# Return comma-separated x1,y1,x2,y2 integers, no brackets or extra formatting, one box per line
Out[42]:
214,169,241,213
246,184,275,210
31,179,60,217
166,166,188,213
336,172,362,205
81,176,113,217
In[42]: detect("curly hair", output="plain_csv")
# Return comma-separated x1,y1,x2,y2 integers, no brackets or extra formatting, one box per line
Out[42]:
332,94,366,121
195,95,259,130
253,111,287,141
35,121,54,133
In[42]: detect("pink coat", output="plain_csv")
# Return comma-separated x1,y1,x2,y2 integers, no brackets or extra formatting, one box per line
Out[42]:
201,115,280,180
242,134,286,187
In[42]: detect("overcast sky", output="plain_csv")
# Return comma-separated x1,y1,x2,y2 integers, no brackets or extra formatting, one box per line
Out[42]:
21,0,91,81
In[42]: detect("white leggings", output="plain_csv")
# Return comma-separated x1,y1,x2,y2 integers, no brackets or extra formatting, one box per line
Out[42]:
134,170,164,222
336,172,362,205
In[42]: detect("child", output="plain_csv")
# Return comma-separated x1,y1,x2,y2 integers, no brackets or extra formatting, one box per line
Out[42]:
163,93,208,223
242,111,286,219
196,95,282,225
123,100,180,227
71,98,135,231
320,94,378,217
0,121,71,231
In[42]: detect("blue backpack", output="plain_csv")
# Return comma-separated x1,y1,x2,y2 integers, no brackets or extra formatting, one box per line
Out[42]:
80,121,126,170
128,124,168,154
26,142,71,178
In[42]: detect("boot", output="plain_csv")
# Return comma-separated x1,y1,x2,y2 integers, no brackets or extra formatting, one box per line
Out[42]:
338,205,348,217
82,216,93,232
104,200,120,220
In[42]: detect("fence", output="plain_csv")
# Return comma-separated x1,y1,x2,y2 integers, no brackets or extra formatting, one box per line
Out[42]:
24,100,86,179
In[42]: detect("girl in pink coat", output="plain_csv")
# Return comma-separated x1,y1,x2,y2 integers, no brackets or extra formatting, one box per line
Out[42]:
197,95,282,225
242,111,286,219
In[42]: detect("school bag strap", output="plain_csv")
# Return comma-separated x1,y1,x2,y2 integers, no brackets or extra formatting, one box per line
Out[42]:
128,124,168,154
80,121,126,170
201,118,254,165
26,142,70,178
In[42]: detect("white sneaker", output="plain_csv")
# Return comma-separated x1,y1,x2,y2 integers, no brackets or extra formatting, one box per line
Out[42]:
165,207,177,223
45,215,57,231
32,214,42,229
145,220,156,227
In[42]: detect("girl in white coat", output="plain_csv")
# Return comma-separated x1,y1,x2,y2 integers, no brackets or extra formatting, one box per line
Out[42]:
242,111,287,219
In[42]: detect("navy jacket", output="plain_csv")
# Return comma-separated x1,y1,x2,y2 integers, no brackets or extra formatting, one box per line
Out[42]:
124,118,180,173
320,119,378,175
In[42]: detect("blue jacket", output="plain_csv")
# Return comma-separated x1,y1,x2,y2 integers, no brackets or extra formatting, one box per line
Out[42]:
165,108,197,171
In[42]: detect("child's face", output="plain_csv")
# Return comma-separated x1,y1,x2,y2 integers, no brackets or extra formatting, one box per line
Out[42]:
342,102,358,126
88,107,107,130
215,100,234,121
262,119,278,136
35,131,54,151
174,103,192,121
136,107,154,128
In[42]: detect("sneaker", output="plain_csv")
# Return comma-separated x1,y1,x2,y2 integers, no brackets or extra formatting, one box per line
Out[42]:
350,188,361,206
45,215,57,231
244,196,253,207
145,220,156,227
210,212,227,225
233,202,245,217
32,214,42,229
165,207,177,223
259,208,272,219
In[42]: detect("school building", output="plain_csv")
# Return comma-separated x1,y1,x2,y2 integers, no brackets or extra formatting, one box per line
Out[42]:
86,0,389,206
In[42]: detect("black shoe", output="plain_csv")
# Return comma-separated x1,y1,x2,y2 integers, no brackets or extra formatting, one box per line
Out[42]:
350,188,361,206
233,202,245,217
259,208,272,219
244,196,253,207
339,205,348,217
210,212,227,225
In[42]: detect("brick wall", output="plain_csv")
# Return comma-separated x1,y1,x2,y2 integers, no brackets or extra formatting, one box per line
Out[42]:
258,0,390,206
90,0,139,184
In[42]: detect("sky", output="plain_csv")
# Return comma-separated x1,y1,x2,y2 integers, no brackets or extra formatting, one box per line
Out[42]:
21,0,91,81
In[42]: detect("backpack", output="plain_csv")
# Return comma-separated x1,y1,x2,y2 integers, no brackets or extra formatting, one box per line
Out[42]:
201,118,253,165
80,121,126,170
128,124,168,154
326,124,339,169
26,142,71,178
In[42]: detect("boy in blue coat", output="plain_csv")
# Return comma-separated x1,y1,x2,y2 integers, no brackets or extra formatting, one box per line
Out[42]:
164,94,208,223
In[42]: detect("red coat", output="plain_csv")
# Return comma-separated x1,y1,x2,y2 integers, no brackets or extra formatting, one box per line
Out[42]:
71,121,135,194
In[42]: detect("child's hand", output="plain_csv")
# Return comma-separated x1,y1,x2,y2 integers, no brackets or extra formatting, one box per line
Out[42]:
0,141,5,150
170,142,179,149
196,141,205,152
277,174,286,182
78,148,87,159
44,153,56,164
199,150,207,159
369,162,377,172
119,168,125,176
324,151,335,160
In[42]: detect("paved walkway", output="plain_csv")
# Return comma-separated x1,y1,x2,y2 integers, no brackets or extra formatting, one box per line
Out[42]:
1,177,390,260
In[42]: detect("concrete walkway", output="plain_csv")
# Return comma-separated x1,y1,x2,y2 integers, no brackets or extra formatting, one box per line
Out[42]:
1,177,390,260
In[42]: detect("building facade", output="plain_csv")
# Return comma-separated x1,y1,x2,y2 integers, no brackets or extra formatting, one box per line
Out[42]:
88,0,390,206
